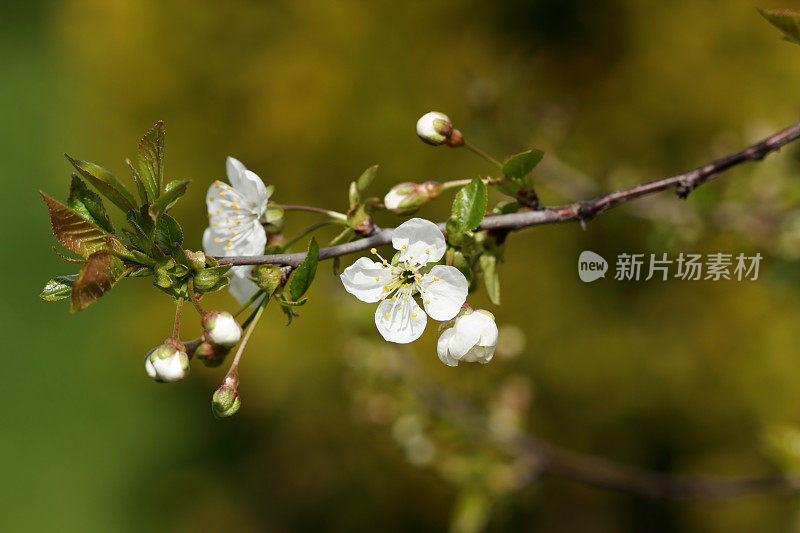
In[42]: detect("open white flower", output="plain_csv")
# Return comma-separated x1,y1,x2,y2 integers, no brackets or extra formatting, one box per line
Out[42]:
202,157,270,304
437,309,498,367
340,218,468,343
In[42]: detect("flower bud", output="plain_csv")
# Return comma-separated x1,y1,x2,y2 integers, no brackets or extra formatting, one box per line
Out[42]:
383,181,441,212
202,311,242,347
186,250,207,272
194,340,232,367
437,309,498,367
145,338,190,382
416,111,453,145
212,379,241,418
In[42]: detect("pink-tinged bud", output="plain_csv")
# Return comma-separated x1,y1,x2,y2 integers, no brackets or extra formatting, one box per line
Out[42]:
145,338,190,382
383,181,441,213
416,111,453,145
194,341,231,368
202,311,242,347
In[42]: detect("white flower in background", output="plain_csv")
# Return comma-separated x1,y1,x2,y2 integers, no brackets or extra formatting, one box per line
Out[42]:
202,311,242,347
437,309,498,367
340,218,468,343
416,111,453,145
203,157,270,304
145,339,190,382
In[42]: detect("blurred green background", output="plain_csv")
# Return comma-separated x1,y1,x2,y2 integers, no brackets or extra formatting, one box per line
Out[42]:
6,0,800,531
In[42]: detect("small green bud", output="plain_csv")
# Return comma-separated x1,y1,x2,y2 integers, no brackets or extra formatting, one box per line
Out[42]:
194,341,231,368
212,379,241,418
252,264,284,295
383,181,441,213
186,250,207,272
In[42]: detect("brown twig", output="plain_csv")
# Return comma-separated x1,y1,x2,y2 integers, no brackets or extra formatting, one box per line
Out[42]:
217,119,800,268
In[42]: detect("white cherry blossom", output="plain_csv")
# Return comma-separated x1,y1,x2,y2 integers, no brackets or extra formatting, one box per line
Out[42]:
202,157,270,304
437,310,498,367
340,218,468,343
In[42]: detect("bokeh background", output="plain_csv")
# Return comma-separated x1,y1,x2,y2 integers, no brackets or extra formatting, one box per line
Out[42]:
5,0,800,531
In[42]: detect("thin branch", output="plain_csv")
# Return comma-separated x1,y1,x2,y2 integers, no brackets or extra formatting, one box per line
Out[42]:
405,354,800,500
217,119,800,268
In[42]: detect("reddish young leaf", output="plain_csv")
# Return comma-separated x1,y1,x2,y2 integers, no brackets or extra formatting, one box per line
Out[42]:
40,192,113,258
70,250,125,312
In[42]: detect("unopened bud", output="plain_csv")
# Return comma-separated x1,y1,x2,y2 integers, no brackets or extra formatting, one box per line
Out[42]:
202,311,242,347
194,341,232,367
145,338,190,382
384,181,441,213
416,111,453,145
212,379,241,418
186,250,206,272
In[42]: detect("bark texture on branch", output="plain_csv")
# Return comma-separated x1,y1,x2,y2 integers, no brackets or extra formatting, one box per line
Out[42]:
217,119,800,268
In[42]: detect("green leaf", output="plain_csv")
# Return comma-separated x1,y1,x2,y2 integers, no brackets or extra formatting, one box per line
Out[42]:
502,149,544,180
479,253,501,305
193,265,232,292
451,177,488,232
137,121,165,201
288,237,319,301
154,214,183,254
150,179,188,220
40,275,78,302
71,250,125,312
356,164,379,191
67,175,114,233
126,157,149,204
123,205,157,254
759,8,800,45
40,192,123,258
349,181,360,208
65,154,137,212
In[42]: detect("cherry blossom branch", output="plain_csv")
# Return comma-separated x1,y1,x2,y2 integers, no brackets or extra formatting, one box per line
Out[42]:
216,119,800,268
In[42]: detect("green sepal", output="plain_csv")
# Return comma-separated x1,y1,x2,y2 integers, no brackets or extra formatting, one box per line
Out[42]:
40,275,78,302
252,264,284,296
193,265,232,292
287,238,319,301
67,175,114,233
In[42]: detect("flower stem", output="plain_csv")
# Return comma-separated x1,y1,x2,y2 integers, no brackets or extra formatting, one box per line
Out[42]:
439,177,494,191
187,280,206,316
226,295,268,378
283,220,343,251
463,141,503,169
172,297,184,340
233,289,265,319
271,202,348,222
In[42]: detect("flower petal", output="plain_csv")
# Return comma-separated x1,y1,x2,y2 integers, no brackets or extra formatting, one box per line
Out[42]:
228,269,261,306
340,257,392,303
460,345,494,364
436,327,459,366
472,311,499,347
448,315,482,358
226,156,269,215
374,297,426,343
420,265,468,321
391,217,445,266
203,219,266,258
